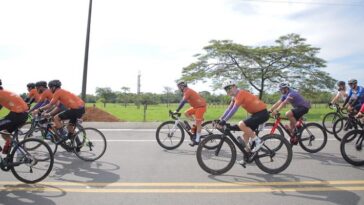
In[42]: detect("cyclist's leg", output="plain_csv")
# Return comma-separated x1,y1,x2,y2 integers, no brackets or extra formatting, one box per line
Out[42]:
66,107,85,136
0,112,28,153
194,107,206,142
184,107,195,121
239,109,269,151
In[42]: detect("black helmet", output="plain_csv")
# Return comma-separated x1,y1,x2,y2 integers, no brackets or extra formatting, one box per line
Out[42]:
27,82,35,89
48,80,62,88
35,81,47,88
177,81,187,88
278,82,290,90
337,81,345,86
348,79,357,84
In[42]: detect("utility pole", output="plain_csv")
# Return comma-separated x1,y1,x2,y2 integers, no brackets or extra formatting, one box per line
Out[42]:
81,0,93,101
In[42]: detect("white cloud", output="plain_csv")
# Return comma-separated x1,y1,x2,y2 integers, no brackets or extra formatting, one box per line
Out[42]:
1,0,363,95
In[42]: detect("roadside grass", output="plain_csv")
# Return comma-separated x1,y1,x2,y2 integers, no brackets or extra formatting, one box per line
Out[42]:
0,103,332,122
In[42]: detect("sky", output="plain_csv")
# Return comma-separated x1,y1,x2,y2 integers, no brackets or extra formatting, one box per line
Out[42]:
0,0,363,95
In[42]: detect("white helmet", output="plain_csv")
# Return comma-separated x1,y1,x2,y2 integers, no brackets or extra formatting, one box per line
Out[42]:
222,81,236,89
278,82,290,90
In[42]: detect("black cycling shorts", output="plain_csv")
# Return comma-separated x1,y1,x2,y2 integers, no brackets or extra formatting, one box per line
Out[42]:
0,112,28,133
58,107,85,125
292,107,309,120
244,109,269,131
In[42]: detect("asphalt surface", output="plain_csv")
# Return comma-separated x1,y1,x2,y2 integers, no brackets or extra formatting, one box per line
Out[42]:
1,123,364,205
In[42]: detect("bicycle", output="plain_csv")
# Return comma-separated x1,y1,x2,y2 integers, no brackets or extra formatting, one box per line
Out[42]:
155,110,216,150
259,112,327,153
322,103,347,134
0,129,54,183
332,111,362,141
24,115,107,161
196,122,292,175
340,115,364,166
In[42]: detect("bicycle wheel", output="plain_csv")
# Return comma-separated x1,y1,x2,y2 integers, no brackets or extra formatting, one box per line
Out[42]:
10,138,54,184
340,130,364,166
257,122,285,152
24,127,58,155
196,134,236,175
322,112,341,134
73,127,107,161
298,123,327,153
255,134,292,174
201,121,217,135
156,121,185,150
333,117,358,141
18,121,33,138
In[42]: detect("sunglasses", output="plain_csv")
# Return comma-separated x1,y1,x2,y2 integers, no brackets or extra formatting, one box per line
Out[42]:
224,85,233,92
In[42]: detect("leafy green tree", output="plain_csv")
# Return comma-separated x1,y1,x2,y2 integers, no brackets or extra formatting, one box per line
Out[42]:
95,87,117,107
181,33,336,99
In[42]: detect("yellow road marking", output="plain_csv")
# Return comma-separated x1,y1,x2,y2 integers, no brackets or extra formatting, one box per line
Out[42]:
1,180,364,187
1,186,364,193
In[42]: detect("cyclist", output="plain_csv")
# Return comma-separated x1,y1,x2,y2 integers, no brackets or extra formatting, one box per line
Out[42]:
329,81,348,105
343,79,364,112
25,82,40,108
270,82,311,144
0,81,28,154
217,81,269,153
174,81,207,146
36,80,85,141
30,81,53,113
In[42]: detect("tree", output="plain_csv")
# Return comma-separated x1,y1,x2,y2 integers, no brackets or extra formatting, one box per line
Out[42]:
181,33,336,99
120,86,130,107
95,87,117,107
163,86,173,107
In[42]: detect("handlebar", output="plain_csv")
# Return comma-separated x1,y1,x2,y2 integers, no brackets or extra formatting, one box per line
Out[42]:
169,110,181,120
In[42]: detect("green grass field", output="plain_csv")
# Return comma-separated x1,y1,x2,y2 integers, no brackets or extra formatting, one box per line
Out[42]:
0,103,332,122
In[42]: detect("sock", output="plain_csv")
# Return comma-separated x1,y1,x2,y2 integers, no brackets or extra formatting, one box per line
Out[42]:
195,133,201,142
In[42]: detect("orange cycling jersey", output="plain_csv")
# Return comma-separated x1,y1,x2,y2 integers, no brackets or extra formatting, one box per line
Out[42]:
50,89,85,109
233,90,266,114
39,89,53,102
28,88,40,102
183,88,207,108
0,90,28,113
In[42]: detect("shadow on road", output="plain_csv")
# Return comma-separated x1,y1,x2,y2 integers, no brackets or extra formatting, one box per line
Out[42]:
208,172,361,205
50,151,121,187
0,184,66,205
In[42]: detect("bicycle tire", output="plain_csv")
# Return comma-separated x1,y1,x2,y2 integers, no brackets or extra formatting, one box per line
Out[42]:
255,134,292,174
156,121,185,150
24,127,58,155
73,127,107,161
333,117,358,142
340,130,364,166
322,112,341,134
10,138,54,184
298,123,327,153
258,122,285,152
196,134,236,175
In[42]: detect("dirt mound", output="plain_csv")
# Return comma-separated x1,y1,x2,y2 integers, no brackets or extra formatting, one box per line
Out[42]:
82,107,121,122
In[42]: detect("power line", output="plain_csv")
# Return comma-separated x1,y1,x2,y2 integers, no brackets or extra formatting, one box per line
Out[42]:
241,0,364,7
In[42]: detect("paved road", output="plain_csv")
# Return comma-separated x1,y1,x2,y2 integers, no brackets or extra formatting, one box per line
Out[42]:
1,127,364,205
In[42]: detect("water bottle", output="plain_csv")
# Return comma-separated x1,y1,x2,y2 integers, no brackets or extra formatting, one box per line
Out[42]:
237,136,246,147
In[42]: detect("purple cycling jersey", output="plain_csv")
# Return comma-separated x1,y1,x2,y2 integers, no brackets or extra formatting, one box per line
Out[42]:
281,89,310,109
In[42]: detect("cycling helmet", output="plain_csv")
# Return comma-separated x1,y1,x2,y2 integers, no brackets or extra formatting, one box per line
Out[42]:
337,81,345,87
222,81,236,89
0,79,2,86
48,80,62,88
278,82,290,90
177,81,187,89
35,81,47,88
348,79,357,84
27,82,35,89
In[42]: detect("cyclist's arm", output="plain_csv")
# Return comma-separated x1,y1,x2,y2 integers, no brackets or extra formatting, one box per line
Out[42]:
220,100,234,120
269,99,282,112
343,91,353,107
29,100,47,112
275,99,289,112
330,92,341,104
175,99,187,112
221,104,239,122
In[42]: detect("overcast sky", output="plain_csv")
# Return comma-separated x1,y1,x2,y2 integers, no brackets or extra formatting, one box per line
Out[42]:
0,0,363,95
